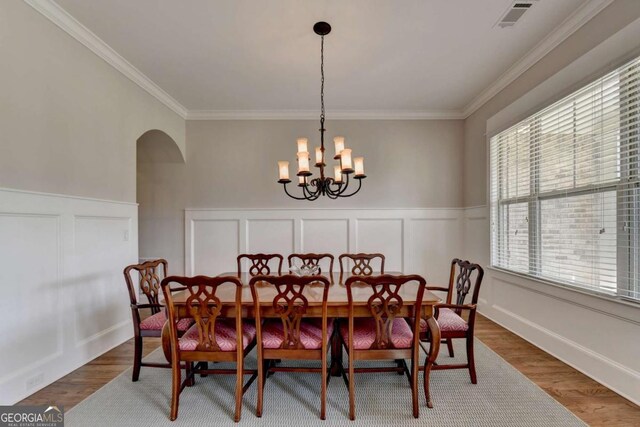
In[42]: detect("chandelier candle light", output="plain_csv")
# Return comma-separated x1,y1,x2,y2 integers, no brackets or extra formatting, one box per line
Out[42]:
277,22,366,200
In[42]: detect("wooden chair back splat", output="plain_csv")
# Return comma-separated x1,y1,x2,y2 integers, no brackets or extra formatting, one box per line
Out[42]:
287,253,335,279
447,258,484,311
338,253,385,284
237,253,284,277
124,259,167,313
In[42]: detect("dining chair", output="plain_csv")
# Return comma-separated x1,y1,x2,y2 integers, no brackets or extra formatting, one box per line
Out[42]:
419,258,484,385
338,253,385,284
161,275,257,422
237,253,284,277
287,253,334,279
340,274,426,420
249,274,332,420
123,259,193,381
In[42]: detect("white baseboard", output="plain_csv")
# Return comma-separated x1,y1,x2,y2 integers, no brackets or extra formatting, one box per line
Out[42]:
479,304,640,406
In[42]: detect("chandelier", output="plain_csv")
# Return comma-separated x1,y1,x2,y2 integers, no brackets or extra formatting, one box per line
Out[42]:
277,21,366,201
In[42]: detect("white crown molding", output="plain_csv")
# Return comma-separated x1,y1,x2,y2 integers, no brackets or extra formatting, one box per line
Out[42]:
186,109,466,120
26,0,613,122
24,0,461,122
461,0,615,119
24,0,188,119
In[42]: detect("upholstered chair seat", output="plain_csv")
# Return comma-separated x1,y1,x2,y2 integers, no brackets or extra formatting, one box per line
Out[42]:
139,311,193,331
261,318,334,350
419,308,468,333
178,319,256,352
340,318,414,350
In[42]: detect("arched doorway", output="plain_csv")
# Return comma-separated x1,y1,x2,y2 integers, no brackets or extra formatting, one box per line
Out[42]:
136,130,185,273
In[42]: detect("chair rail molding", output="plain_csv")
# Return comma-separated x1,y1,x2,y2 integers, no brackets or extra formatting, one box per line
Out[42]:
0,187,138,404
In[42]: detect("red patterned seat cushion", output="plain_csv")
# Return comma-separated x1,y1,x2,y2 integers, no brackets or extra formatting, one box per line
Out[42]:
261,318,334,350
179,319,256,352
140,311,193,331
420,308,468,333
339,318,413,350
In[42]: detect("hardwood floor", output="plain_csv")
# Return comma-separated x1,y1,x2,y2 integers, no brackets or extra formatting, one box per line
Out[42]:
20,314,640,426
473,315,640,426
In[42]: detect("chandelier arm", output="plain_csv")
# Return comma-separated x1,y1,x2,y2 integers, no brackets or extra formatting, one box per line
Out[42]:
325,179,345,196
302,180,318,197
309,183,323,200
310,191,323,201
326,185,341,199
330,173,352,196
302,179,323,201
336,177,363,198
283,183,314,201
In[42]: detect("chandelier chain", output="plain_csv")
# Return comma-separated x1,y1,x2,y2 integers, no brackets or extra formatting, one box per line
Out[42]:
320,35,325,126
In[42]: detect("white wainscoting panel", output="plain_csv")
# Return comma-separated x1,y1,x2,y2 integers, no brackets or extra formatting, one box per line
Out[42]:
300,219,348,252
299,219,349,272
192,220,239,276
464,205,640,405
410,218,462,285
355,219,403,272
247,219,295,255
0,188,137,404
0,214,62,385
185,208,465,278
72,216,133,346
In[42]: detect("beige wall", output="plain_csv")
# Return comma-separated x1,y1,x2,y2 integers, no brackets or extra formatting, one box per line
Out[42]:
0,1,185,203
463,0,640,207
185,120,464,208
138,119,464,272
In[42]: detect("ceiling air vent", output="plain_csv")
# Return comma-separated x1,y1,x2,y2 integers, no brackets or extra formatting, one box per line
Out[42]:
496,1,537,28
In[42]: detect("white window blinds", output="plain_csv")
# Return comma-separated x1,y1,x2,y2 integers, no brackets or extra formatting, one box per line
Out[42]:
490,56,640,301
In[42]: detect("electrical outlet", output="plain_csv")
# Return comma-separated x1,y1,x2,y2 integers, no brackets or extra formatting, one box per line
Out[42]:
26,372,44,390
124,230,129,241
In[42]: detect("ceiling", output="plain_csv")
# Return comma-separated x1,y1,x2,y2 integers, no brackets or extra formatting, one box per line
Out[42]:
42,0,606,118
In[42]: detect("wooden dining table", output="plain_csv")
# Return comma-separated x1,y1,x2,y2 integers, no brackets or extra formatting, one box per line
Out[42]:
160,271,442,407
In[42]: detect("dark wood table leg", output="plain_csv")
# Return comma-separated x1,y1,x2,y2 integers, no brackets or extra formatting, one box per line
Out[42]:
330,325,343,376
424,315,440,408
395,359,405,374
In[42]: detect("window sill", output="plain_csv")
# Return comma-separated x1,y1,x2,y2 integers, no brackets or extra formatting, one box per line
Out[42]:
486,266,640,325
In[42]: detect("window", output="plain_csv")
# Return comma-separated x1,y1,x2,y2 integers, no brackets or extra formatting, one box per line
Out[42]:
490,56,640,302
